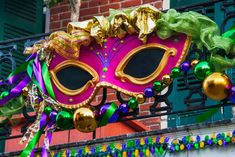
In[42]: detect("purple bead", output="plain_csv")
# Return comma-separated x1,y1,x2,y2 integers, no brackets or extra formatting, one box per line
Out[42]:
139,151,144,157
119,103,130,114
150,147,155,154
207,139,212,145
180,61,191,72
49,111,57,122
127,151,131,157
230,86,235,103
233,130,235,135
156,136,160,143
99,104,110,115
122,143,126,149
170,145,175,152
196,135,201,142
136,139,140,146
144,87,154,98
164,137,169,143
91,147,95,154
186,144,191,150
223,140,226,146
145,137,148,144
66,150,70,157
107,146,111,152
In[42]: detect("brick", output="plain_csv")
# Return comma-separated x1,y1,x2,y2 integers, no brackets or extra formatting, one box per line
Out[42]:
60,12,71,20
109,0,122,3
121,0,141,8
139,103,151,111
80,7,99,17
50,21,60,29
100,3,120,12
62,19,71,27
89,0,109,8
51,4,69,14
50,14,59,21
140,117,160,126
143,0,160,4
153,1,163,9
139,111,149,116
150,125,160,130
81,1,88,9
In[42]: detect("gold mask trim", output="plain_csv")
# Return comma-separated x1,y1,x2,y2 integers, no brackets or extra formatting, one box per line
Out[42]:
50,60,99,96
115,43,177,85
56,81,141,109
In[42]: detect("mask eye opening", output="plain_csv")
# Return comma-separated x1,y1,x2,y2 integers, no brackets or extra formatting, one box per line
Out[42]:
115,43,177,85
50,60,99,96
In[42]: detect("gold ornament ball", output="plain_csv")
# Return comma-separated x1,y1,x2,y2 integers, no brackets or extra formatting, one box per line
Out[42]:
136,94,146,104
203,72,232,100
73,107,97,133
162,74,171,85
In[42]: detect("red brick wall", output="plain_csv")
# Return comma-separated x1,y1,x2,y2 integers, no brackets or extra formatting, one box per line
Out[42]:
50,0,163,30
49,0,162,130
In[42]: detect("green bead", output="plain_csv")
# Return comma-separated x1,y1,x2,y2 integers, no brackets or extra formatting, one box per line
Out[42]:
131,152,135,157
155,147,159,155
212,138,217,144
118,153,121,157
175,145,179,151
44,106,53,116
96,146,101,153
148,137,152,144
221,133,225,138
56,110,74,130
194,143,199,149
225,137,231,143
205,135,210,141
128,98,138,109
170,67,181,78
193,61,212,80
159,147,164,155
153,81,162,92
0,91,9,99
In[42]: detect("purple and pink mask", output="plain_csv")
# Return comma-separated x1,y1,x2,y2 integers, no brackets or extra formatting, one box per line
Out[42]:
48,33,191,108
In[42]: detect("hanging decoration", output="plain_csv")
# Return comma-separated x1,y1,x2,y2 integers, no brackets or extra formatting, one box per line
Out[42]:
0,4,235,156
31,130,235,157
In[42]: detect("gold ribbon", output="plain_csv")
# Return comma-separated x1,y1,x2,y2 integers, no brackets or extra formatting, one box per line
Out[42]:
130,4,161,43
26,5,163,60
48,29,91,59
109,9,136,38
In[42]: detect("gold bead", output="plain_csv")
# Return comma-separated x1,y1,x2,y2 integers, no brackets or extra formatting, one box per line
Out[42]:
73,107,97,132
203,72,232,100
136,94,146,104
191,59,199,67
162,74,171,85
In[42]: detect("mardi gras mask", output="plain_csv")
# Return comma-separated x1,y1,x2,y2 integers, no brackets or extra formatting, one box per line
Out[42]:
48,33,191,108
